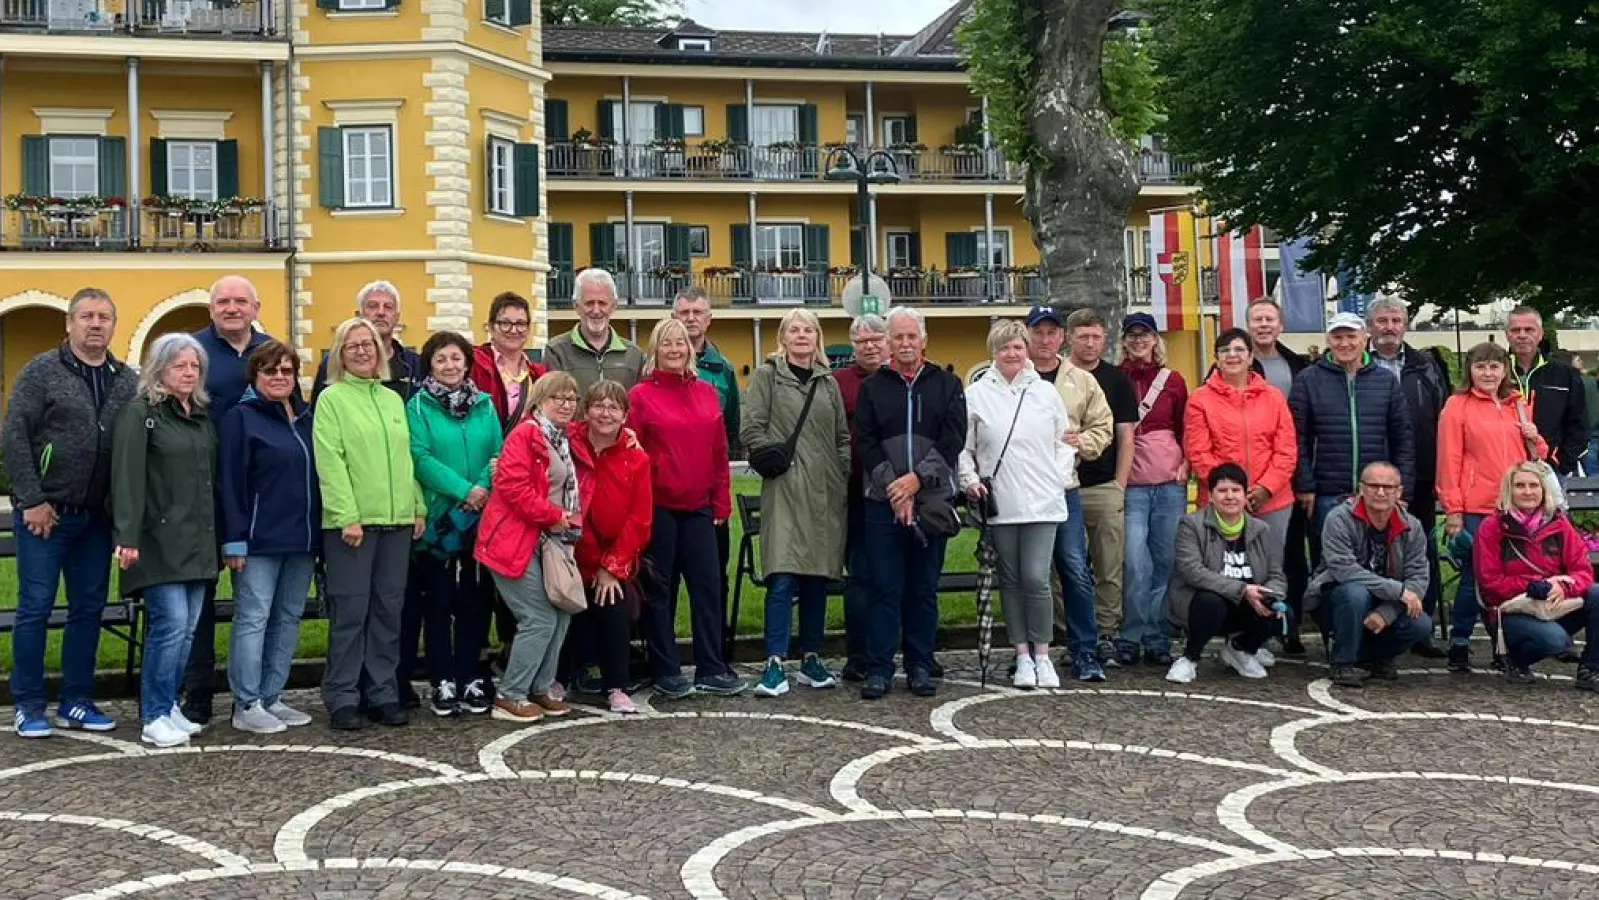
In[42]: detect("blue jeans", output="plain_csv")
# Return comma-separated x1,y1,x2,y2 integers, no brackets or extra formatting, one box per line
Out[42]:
227,553,315,709
1120,482,1184,649
765,573,828,659
1317,582,1433,667
1053,489,1098,655
140,581,207,724
1500,586,1599,667
1447,514,1488,645
9,507,113,713
861,500,946,679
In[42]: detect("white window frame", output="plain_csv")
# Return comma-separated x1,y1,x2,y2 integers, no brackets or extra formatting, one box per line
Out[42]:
339,0,386,9
682,105,705,137
974,228,1012,268
48,137,98,199
678,37,711,51
167,140,218,201
342,125,393,209
487,136,515,216
612,221,667,271
881,115,913,146
752,104,800,146
845,114,865,149
755,223,804,270
886,231,915,269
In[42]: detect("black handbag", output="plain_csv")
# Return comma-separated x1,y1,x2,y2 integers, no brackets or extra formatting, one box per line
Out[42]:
748,364,822,479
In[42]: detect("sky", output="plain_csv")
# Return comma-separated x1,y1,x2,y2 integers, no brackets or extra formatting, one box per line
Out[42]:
679,0,954,35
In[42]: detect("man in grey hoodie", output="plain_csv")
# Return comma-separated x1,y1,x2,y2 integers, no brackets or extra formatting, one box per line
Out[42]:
1306,462,1432,688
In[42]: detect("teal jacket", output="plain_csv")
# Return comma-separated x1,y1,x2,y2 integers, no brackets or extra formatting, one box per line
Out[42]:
698,341,743,459
314,374,425,529
407,389,504,551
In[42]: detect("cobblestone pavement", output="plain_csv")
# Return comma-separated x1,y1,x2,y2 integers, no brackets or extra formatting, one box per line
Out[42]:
2,649,1598,899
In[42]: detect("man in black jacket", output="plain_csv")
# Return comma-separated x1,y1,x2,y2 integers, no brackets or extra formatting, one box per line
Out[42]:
1246,298,1312,653
854,307,965,702
1506,307,1588,476
312,280,424,402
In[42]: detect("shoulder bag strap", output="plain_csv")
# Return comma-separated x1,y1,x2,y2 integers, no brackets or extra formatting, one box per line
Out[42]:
1505,532,1550,578
988,385,1028,479
1137,368,1173,423
780,371,824,458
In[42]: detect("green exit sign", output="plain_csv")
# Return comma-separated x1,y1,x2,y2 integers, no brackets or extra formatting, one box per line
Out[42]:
861,295,881,315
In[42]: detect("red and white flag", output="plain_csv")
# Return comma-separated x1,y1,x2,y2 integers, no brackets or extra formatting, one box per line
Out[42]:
1217,224,1267,332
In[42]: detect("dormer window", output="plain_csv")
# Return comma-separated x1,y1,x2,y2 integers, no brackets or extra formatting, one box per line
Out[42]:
678,37,711,51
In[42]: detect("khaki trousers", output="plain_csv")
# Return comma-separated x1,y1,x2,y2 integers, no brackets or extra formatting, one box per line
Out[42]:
1079,481,1126,636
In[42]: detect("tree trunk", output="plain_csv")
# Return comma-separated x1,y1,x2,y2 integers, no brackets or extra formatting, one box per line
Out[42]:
1024,0,1139,325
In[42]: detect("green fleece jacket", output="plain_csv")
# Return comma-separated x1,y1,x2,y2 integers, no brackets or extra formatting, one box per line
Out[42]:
406,390,503,535
314,374,425,529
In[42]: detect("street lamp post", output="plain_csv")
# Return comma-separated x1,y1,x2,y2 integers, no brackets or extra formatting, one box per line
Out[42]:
825,147,901,281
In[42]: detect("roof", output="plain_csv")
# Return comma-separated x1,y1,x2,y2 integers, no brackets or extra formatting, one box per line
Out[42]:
891,0,972,58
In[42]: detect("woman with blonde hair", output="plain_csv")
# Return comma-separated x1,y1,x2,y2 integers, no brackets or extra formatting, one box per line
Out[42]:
629,318,746,698
742,308,851,697
314,317,426,731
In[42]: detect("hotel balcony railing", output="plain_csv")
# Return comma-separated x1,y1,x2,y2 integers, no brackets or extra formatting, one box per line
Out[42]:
0,0,281,37
1,202,286,251
1138,150,1194,184
546,141,1022,184
546,267,1048,309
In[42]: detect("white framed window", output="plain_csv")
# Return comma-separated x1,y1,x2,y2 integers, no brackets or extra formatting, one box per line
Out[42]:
882,116,913,146
168,141,217,201
678,37,711,51
342,126,393,208
48,137,98,198
612,222,666,271
845,115,865,148
755,224,803,270
488,136,514,215
886,231,915,268
340,0,386,9
975,230,1011,268
682,106,705,137
752,105,799,146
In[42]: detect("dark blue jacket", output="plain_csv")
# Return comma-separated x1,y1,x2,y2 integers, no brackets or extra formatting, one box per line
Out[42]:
217,390,320,557
193,324,274,418
1288,354,1416,501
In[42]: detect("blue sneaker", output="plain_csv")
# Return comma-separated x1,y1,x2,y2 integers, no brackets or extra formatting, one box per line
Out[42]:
753,658,790,698
1072,651,1107,683
14,708,51,738
56,700,116,732
798,654,836,689
654,674,696,700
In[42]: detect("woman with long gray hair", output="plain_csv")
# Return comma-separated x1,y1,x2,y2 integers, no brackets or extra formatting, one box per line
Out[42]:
112,333,218,748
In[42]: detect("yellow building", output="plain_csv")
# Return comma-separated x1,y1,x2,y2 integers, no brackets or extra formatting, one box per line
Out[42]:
543,3,1200,381
0,0,546,395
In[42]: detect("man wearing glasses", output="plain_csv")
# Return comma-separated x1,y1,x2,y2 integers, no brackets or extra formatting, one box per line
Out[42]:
1306,462,1433,688
834,314,889,680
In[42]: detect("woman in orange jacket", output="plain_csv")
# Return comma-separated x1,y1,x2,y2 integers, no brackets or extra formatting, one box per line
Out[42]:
1437,341,1547,671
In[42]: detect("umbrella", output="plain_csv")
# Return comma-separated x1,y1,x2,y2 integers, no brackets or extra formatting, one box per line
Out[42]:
973,512,999,686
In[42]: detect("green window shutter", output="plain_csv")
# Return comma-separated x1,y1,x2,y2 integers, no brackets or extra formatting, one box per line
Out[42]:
804,224,830,269
485,0,504,20
315,0,336,9
317,126,344,208
596,101,616,139
216,139,239,198
666,224,691,267
546,99,569,142
148,138,168,196
548,222,574,269
731,224,751,268
21,136,48,196
909,232,923,267
849,228,864,267
946,232,977,268
97,137,126,201
669,104,686,140
726,104,748,143
798,104,819,144
652,103,669,140
904,115,919,143
512,142,540,217
589,222,616,268
509,0,532,25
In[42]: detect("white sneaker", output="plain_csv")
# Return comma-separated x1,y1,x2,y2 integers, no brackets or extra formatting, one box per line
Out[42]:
232,701,287,735
266,701,313,727
1220,644,1268,679
168,704,203,736
1165,657,1198,684
1012,654,1038,689
1033,654,1061,689
141,716,190,748
1255,647,1277,668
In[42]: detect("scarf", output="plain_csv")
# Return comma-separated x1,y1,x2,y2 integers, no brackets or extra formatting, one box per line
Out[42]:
1511,508,1546,534
538,413,579,515
1214,510,1247,540
423,375,480,420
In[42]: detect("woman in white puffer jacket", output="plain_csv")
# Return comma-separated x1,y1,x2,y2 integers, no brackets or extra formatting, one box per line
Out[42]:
959,319,1075,688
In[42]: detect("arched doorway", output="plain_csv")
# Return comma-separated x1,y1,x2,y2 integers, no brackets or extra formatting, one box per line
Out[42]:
0,291,70,414
128,289,212,365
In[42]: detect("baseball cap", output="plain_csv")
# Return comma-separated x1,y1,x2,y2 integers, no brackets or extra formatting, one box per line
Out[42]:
1326,312,1365,333
1122,312,1158,334
1025,304,1063,328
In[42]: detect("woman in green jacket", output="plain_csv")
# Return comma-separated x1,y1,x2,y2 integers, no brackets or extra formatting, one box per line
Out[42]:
408,331,504,717
314,317,427,730
112,333,219,749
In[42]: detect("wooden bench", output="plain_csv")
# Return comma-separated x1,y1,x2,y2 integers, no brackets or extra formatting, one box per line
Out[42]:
726,493,979,660
0,531,142,692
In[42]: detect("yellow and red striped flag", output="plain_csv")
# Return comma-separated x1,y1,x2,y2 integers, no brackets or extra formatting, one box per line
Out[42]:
1217,224,1268,331
1149,209,1200,331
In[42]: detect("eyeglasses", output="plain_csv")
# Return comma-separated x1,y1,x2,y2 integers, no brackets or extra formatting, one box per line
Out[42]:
264,365,296,376
1360,482,1403,494
589,402,624,415
1217,345,1251,356
551,395,579,407
344,341,377,355
494,320,530,333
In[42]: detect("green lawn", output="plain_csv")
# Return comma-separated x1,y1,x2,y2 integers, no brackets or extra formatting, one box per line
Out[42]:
0,476,984,672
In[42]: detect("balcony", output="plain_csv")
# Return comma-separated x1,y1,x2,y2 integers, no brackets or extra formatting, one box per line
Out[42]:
1138,149,1194,185
1,197,286,252
546,141,1021,185
0,0,280,37
546,267,1047,310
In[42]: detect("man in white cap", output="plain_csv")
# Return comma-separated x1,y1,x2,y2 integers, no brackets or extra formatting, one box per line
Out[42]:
1288,312,1415,567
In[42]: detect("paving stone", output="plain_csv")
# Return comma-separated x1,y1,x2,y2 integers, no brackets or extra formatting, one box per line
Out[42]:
1193,857,1593,899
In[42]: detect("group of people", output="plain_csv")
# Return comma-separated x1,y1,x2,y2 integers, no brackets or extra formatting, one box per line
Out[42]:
7,273,1598,747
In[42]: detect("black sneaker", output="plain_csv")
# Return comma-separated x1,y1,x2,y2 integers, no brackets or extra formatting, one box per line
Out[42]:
1330,665,1366,688
1490,653,1507,673
1367,660,1400,681
1555,649,1581,664
430,681,460,717
907,668,937,697
1446,644,1471,673
1575,666,1598,692
928,657,945,679
1505,663,1536,684
368,703,408,726
1411,640,1447,659
180,696,213,727
1143,645,1174,667
1282,635,1308,658
460,679,492,715
329,706,365,730
401,683,422,710
840,660,868,683
574,667,605,695
695,673,750,696
1114,641,1141,667
654,675,695,700
860,674,889,700
1097,638,1120,667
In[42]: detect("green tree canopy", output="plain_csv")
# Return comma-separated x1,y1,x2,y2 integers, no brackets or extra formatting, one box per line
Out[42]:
543,0,679,26
1153,0,1599,316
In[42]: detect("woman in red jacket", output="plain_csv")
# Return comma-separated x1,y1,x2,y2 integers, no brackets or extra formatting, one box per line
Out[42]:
474,372,582,724
628,318,746,699
1474,462,1599,688
470,291,548,434
1438,341,1546,672
567,380,653,714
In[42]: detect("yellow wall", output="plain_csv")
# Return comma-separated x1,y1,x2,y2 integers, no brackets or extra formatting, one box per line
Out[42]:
0,307,64,407
550,76,852,144
300,260,428,350
304,3,428,44
467,65,540,263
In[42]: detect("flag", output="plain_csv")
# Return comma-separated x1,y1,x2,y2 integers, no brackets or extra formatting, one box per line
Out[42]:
1277,237,1326,333
1334,266,1375,317
1217,224,1267,331
1149,209,1200,331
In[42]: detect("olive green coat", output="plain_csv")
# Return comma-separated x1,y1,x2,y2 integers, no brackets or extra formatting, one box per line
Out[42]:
740,356,851,578
111,395,220,594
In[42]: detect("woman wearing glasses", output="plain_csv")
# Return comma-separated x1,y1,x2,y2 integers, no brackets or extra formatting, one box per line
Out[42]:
218,340,320,734
314,317,427,730
470,291,548,434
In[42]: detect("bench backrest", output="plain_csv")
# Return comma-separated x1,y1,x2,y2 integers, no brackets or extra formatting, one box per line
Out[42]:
737,494,762,538
1565,476,1599,512
0,532,14,558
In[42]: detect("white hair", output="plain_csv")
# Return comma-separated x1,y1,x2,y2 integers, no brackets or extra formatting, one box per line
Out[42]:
885,306,927,340
356,279,401,309
573,267,618,303
1365,297,1407,324
138,333,210,407
850,313,888,338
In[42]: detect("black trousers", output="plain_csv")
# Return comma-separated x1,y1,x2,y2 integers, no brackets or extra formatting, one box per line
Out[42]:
1408,484,1442,618
566,589,632,692
1284,504,1310,632
1184,589,1279,661
639,507,730,680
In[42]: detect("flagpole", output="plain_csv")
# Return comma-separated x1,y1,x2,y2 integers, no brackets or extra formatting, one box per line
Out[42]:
1194,209,1209,368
